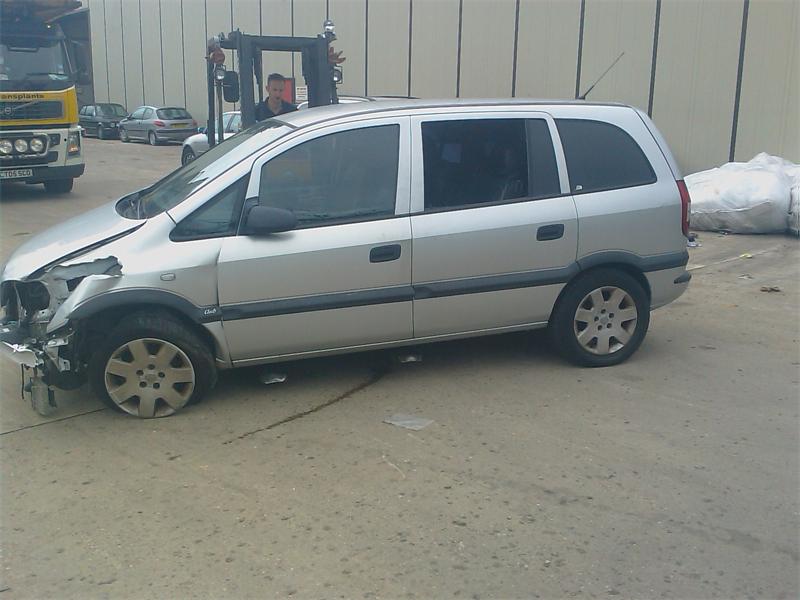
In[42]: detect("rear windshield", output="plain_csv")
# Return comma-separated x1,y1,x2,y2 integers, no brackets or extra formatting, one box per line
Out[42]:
157,107,192,120
116,120,291,219
97,104,127,117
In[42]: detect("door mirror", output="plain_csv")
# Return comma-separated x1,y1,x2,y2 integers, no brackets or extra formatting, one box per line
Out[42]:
242,204,296,235
222,71,240,103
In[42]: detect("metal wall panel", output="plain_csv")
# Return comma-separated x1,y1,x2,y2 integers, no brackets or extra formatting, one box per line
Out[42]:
140,0,165,106
120,0,144,109
651,0,743,173
102,0,127,107
515,0,582,99
85,0,109,102
259,0,293,85
291,0,326,84
181,0,210,120
367,0,411,96
160,0,187,108
329,0,367,97
459,0,515,98
579,0,656,111
734,0,800,162
410,0,459,98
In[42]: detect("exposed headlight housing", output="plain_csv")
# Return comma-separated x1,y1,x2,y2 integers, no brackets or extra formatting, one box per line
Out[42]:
0,139,11,155
29,137,45,153
14,139,29,153
67,132,81,155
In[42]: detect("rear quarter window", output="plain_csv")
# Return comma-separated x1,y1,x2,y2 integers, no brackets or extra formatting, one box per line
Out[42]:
556,118,656,194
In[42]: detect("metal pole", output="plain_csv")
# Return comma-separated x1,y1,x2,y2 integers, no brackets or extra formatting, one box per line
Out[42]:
206,59,216,148
216,81,225,144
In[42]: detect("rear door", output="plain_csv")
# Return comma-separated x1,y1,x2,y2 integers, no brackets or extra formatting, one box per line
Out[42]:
217,117,414,363
410,112,578,337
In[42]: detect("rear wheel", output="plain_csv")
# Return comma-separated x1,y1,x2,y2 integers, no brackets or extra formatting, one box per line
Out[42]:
119,127,130,142
44,178,74,194
549,268,650,367
148,131,160,146
89,312,217,418
181,146,196,165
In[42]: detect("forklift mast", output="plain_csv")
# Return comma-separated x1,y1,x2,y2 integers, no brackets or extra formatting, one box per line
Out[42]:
207,25,339,145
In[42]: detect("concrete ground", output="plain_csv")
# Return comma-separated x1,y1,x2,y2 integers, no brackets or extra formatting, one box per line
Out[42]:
1,138,798,599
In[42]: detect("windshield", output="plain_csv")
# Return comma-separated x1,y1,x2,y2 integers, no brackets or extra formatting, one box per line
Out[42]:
97,103,127,117
157,107,191,120
0,37,73,91
117,119,291,219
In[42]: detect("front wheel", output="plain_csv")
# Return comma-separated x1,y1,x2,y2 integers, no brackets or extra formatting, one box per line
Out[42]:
181,146,196,165
549,268,650,367
119,127,130,142
44,178,74,194
89,312,217,418
97,125,107,140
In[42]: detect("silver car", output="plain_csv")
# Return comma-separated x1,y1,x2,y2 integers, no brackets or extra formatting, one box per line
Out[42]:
181,112,241,165
0,99,692,418
119,105,197,146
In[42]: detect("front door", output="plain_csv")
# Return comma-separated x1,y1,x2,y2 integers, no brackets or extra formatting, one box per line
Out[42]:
409,113,578,337
217,117,413,363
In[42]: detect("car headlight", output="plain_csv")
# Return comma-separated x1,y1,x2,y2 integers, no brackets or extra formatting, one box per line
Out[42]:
0,140,11,155
29,137,45,153
67,132,81,155
14,139,29,153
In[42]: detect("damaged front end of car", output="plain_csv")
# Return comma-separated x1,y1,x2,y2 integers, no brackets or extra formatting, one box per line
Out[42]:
0,256,122,415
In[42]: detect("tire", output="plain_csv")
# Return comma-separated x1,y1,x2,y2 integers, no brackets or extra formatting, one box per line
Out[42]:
88,312,217,418
44,178,74,194
549,268,650,367
181,146,196,165
120,127,130,142
148,131,160,146
97,125,106,140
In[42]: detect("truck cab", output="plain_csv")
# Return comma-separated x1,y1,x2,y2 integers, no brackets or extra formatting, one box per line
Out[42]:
0,0,86,193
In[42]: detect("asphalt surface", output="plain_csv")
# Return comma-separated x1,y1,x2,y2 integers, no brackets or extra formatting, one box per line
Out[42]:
1,138,798,599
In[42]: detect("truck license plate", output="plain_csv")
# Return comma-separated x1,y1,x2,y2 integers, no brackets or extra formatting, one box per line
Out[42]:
0,169,33,180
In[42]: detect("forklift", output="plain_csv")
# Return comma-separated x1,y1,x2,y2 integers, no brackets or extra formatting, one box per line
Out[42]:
205,20,343,148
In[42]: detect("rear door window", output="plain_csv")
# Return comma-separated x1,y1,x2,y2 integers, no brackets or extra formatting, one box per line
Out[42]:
421,118,560,211
555,119,656,194
143,108,154,120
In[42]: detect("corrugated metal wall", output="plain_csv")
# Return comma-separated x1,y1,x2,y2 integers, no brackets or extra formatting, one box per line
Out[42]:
84,0,799,173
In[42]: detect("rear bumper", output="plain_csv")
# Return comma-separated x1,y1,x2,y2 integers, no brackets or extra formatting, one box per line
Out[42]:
156,129,195,141
0,163,85,184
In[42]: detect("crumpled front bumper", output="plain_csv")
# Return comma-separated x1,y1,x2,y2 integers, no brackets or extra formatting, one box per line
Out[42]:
0,324,42,368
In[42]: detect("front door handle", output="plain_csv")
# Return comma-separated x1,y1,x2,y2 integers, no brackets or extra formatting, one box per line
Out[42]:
537,224,565,241
370,244,402,263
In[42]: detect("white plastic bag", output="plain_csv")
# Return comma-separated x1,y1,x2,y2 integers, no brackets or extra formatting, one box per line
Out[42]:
686,153,798,234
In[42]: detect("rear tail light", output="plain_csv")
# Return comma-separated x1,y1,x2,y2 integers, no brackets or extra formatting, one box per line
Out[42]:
154,120,165,127
677,179,691,237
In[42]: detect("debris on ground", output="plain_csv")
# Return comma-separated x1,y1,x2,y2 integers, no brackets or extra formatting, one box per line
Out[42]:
738,274,753,279
259,371,288,385
397,353,423,364
760,286,782,293
740,253,753,259
687,233,702,247
383,414,434,430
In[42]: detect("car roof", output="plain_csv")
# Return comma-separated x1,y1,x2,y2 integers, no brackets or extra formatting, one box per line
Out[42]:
276,98,632,129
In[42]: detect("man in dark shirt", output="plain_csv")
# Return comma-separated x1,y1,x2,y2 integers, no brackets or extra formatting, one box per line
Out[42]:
255,73,298,121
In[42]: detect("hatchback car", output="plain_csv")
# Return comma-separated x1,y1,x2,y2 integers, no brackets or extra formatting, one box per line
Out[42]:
119,106,197,145
0,99,691,418
181,111,242,165
79,103,127,139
